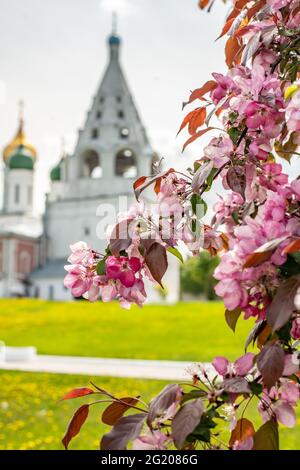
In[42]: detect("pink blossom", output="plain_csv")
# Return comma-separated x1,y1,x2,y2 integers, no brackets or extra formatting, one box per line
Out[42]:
286,90,300,132
245,102,283,138
267,0,292,11
68,241,94,264
259,163,288,192
211,72,235,104
291,318,300,340
259,380,299,428
291,179,300,200
212,353,254,377
64,242,99,300
215,278,248,311
133,431,169,451
283,354,299,376
203,135,233,169
249,137,272,161
106,256,142,288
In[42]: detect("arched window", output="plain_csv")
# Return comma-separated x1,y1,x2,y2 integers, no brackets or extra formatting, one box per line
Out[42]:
115,149,137,178
118,110,124,119
92,128,99,139
96,111,102,119
15,184,20,204
81,150,102,178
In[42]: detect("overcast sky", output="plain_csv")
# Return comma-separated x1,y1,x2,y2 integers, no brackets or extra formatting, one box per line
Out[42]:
0,0,229,213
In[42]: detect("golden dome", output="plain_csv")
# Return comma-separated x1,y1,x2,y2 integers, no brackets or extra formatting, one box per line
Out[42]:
3,102,37,162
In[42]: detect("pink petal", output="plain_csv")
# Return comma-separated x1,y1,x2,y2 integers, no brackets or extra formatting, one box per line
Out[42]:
128,257,141,273
234,353,255,376
64,273,79,288
212,356,229,376
101,284,117,302
283,355,299,376
119,269,136,288
281,382,299,406
275,402,296,428
87,284,100,302
71,279,89,297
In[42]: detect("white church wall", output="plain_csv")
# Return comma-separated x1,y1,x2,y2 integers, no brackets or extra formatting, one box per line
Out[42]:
4,169,34,214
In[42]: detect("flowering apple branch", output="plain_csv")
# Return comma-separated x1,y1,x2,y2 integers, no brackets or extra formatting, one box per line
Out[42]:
62,0,300,450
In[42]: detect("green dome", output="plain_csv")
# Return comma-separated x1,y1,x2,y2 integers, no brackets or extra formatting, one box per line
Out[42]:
8,145,34,170
50,165,61,181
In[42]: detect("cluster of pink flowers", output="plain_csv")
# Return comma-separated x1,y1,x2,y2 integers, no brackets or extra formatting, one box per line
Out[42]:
64,242,146,308
214,185,300,315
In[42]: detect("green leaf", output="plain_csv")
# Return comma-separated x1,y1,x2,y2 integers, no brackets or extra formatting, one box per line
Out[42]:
249,382,263,396
253,420,279,450
167,247,184,263
279,254,300,278
228,127,240,144
96,259,106,275
181,390,207,405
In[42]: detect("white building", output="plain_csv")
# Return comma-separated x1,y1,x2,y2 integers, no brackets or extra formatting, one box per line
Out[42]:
0,28,180,303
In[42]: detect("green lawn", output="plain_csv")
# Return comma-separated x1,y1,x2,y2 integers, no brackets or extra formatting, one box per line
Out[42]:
0,299,299,450
0,371,299,450
0,299,257,361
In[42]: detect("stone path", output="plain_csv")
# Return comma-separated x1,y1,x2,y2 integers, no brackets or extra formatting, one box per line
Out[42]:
0,355,212,381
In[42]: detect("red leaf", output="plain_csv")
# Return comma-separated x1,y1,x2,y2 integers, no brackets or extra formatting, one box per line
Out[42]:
148,384,181,425
225,308,241,333
101,413,147,450
62,405,89,450
178,109,199,136
227,0,249,22
188,108,207,135
133,176,147,191
243,237,287,268
133,169,175,200
225,36,242,68
61,388,94,401
226,166,246,198
185,81,217,107
198,0,210,9
177,108,206,136
217,17,235,40
102,397,140,426
257,343,285,390
145,242,168,288
282,238,300,254
229,418,255,448
223,377,251,394
172,399,204,449
267,276,300,332
182,127,214,152
109,219,134,256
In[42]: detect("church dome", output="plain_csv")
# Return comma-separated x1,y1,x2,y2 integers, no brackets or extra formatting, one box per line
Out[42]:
50,165,61,181
3,105,37,162
8,145,34,170
108,34,121,46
